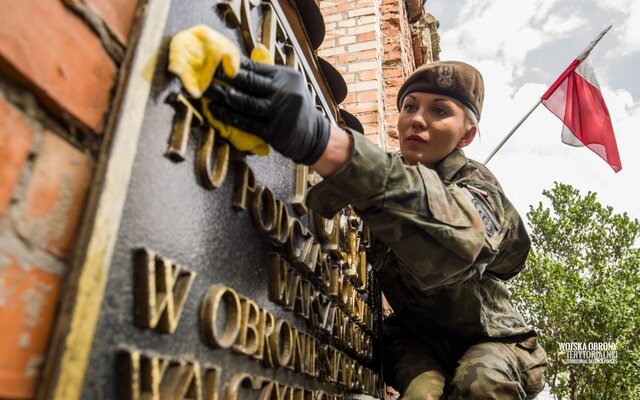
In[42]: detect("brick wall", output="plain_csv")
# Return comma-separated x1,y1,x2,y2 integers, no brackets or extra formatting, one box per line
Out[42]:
318,0,439,151
0,0,138,398
319,0,386,145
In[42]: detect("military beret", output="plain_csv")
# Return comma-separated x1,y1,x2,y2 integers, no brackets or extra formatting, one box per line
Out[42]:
397,61,484,121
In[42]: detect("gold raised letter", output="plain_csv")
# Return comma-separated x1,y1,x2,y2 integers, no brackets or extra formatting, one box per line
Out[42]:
135,248,196,334
313,213,339,254
218,0,260,52
225,372,260,400
260,309,276,367
166,93,203,161
269,319,293,368
204,365,221,400
270,199,290,246
269,253,291,307
121,350,202,400
202,285,241,349
291,164,308,215
197,128,230,189
233,296,261,355
287,219,310,263
232,161,256,211
162,359,203,399
251,185,277,234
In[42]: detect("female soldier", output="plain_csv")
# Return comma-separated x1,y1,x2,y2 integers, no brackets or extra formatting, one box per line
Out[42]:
205,59,548,399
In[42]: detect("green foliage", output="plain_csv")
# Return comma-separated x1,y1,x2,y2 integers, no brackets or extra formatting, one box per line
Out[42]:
509,182,640,399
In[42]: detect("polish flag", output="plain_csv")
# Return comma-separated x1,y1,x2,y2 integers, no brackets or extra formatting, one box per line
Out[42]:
541,27,621,172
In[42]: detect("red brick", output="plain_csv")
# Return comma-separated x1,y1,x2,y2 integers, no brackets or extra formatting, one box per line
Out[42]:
385,76,404,87
385,114,399,125
357,90,378,102
343,93,356,104
383,67,403,79
81,0,137,44
337,53,358,63
324,22,338,31
363,124,379,136
335,2,355,12
341,73,355,84
0,99,35,218
358,49,377,60
15,132,94,259
384,32,401,46
357,0,374,8
335,63,349,75
0,0,116,133
381,11,398,21
357,31,376,42
358,70,378,81
0,254,61,399
321,4,339,16
349,101,378,113
385,49,403,61
322,38,337,48
355,112,379,123
323,56,339,68
356,15,376,26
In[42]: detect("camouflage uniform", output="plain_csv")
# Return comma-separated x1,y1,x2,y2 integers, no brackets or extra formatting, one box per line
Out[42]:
307,132,548,399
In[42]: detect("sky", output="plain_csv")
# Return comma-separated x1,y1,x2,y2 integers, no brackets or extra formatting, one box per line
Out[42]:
427,0,640,224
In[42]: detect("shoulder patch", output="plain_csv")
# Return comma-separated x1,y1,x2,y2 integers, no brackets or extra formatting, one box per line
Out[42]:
460,183,500,237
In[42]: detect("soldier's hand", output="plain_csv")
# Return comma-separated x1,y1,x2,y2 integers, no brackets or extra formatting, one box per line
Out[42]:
204,58,330,165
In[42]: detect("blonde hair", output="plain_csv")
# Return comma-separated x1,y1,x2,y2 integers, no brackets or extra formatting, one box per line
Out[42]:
463,106,480,136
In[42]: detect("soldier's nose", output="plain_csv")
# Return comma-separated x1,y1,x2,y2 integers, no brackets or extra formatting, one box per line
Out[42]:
411,114,427,130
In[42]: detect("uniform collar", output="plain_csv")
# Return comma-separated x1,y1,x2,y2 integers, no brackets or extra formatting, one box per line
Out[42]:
436,147,469,183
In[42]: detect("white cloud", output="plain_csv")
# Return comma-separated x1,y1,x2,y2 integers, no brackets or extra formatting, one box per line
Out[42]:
618,1,640,55
442,0,575,65
541,15,586,36
599,0,640,56
600,0,629,10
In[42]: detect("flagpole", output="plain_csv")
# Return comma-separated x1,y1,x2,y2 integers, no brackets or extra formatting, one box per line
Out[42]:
483,100,541,164
576,25,611,62
483,25,613,165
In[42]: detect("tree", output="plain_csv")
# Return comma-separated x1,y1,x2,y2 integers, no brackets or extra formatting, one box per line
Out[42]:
509,182,640,399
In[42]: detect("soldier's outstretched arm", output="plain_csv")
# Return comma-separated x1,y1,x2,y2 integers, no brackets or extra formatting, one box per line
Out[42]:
310,125,353,177
205,59,358,168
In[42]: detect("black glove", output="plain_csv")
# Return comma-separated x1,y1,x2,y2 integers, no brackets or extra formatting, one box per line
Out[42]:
204,57,331,165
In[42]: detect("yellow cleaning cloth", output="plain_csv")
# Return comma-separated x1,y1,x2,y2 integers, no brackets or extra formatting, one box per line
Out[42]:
168,25,271,156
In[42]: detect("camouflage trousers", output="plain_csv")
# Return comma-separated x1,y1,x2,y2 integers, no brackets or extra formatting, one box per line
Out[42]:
382,316,547,400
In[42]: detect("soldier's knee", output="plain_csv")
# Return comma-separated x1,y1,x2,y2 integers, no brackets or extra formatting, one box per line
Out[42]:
449,361,526,400
401,370,446,400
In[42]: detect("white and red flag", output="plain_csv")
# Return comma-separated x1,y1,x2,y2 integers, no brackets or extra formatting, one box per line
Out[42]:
540,26,622,172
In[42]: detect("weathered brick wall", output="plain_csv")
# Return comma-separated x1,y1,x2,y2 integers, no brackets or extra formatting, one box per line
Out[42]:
379,0,416,148
0,0,138,397
319,0,386,146
319,0,439,151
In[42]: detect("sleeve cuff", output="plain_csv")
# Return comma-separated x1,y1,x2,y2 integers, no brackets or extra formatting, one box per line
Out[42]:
306,131,391,218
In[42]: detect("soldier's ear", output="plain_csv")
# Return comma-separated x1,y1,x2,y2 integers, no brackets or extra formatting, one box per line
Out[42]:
457,126,477,148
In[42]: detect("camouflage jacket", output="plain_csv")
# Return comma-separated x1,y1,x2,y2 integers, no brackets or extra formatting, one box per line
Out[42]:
307,131,534,340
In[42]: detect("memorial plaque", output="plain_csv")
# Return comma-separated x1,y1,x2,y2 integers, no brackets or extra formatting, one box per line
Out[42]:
41,1,383,399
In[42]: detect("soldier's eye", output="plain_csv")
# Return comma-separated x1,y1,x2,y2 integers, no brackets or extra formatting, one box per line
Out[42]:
432,107,447,116
403,103,417,112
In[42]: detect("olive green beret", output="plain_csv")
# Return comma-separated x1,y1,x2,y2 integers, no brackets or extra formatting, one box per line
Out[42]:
397,61,484,121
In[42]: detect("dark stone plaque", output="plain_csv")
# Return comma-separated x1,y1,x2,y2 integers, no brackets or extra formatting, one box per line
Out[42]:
68,1,382,399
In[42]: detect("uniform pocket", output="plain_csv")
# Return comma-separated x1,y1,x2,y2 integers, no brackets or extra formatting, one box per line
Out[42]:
514,337,548,397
